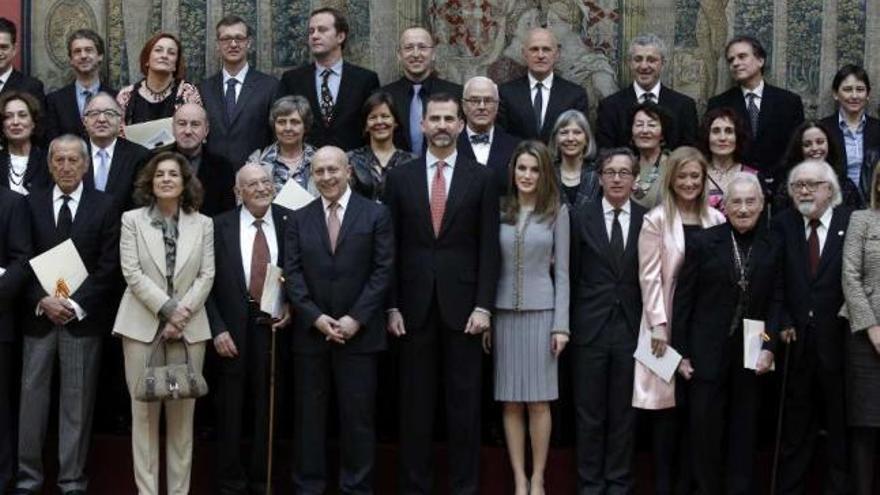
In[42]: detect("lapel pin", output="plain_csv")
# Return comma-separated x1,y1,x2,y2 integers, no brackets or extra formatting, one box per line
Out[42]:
838,230,844,236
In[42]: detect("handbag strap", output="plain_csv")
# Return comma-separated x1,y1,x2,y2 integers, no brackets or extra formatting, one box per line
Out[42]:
144,336,194,368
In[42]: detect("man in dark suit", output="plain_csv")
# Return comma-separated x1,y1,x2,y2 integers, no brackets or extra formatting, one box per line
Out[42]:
457,76,519,193
384,93,500,494
15,135,119,495
0,188,30,492
570,148,645,494
82,93,149,211
171,103,236,216
773,160,849,495
382,26,462,153
44,29,116,142
596,34,698,150
208,163,292,494
706,35,804,185
276,8,380,151
672,173,780,495
0,18,44,104
200,15,278,169
285,146,393,494
498,27,588,142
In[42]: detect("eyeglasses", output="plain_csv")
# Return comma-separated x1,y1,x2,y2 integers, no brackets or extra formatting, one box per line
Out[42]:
600,169,634,179
218,36,249,45
463,97,498,107
83,109,121,119
400,44,433,54
790,180,827,192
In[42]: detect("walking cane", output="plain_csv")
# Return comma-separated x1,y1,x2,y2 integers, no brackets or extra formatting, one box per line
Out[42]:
266,326,277,495
770,340,792,495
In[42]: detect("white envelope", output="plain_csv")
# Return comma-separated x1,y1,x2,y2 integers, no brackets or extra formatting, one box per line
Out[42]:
259,264,284,319
633,331,683,383
124,117,175,149
29,240,88,296
743,319,775,371
273,179,316,211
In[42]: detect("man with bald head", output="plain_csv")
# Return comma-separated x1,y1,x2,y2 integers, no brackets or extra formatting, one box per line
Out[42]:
499,27,588,142
382,26,462,153
285,146,393,493
171,102,235,216
207,162,292,494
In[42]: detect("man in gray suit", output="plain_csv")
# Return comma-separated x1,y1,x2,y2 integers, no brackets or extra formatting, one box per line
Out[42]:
200,15,278,169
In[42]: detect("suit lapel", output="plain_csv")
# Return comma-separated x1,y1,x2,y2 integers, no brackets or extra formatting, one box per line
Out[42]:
438,161,473,236
63,85,82,132
175,211,197,276
307,200,333,254
331,63,352,125
104,141,126,193
713,225,737,286
69,188,93,236
335,193,364,251
457,132,476,161
223,210,248,294
815,209,846,279
517,79,538,136
228,72,254,126
409,161,434,239
586,202,612,263
271,207,289,259
140,209,167,277
542,79,564,136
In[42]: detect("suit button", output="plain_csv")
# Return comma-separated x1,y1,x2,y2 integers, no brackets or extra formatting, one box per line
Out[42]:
808,310,814,318
615,299,621,306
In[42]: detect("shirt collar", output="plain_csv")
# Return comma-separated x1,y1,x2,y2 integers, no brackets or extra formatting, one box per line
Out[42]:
466,125,494,141
633,81,661,100
90,138,118,158
241,203,274,228
75,79,100,95
315,59,344,76
222,63,249,85
0,66,12,84
53,182,84,203
741,80,765,99
837,111,866,131
528,71,554,90
321,185,352,211
804,206,834,230
426,149,458,170
602,196,631,215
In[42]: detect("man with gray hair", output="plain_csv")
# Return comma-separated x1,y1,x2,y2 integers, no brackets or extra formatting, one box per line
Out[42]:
771,160,849,494
596,33,698,150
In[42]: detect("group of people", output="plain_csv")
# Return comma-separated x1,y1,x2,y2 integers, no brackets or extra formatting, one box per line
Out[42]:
0,6,879,495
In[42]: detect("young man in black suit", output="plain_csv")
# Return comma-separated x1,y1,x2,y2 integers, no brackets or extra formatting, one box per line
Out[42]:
200,15,278,169
382,26,462,153
706,35,804,186
285,146,393,494
384,93,500,495
596,34,698,150
45,29,116,142
772,160,849,495
276,8,380,151
0,18,44,104
498,27,588,142
208,163,292,495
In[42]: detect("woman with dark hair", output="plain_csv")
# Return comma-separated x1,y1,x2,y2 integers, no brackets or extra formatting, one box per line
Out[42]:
112,151,213,495
698,107,758,210
629,102,671,209
348,91,416,201
247,95,317,195
0,91,49,194
820,64,880,206
116,33,202,125
549,109,601,208
486,140,569,495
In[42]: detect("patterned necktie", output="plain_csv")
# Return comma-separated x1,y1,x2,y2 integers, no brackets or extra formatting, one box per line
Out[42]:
642,92,655,104
327,202,341,253
430,161,447,236
409,84,424,153
81,90,93,116
808,218,820,277
532,82,544,132
610,208,624,271
249,219,270,301
225,79,238,123
94,148,109,191
57,195,73,239
470,133,490,145
746,92,760,137
320,69,334,126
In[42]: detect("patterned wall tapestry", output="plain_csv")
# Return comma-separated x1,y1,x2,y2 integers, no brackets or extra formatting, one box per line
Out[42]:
28,0,880,119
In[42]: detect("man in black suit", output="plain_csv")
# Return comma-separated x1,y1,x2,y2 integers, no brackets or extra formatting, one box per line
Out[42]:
208,163,292,494
457,76,519,193
171,103,236,216
498,27,588,142
0,188,30,492
285,146,393,494
773,160,849,495
45,29,115,142
596,34,698,150
706,35,804,185
384,93,499,494
382,26,462,153
82,93,149,211
200,15,278,169
570,148,645,494
0,18,44,104
276,8,380,151
15,135,119,495
672,173,780,495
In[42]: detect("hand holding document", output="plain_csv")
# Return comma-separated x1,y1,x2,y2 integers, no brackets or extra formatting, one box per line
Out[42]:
124,117,175,150
259,264,284,319
273,179,315,211
743,319,775,371
634,332,683,383
29,240,88,297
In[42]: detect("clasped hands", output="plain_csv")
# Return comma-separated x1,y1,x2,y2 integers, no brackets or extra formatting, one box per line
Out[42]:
161,305,192,340
39,296,76,326
316,314,360,344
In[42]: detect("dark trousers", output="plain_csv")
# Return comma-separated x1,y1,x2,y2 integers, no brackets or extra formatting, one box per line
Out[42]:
214,308,282,494
777,335,848,495
572,314,636,495
850,427,878,495
690,348,760,495
0,343,12,491
398,298,482,495
292,350,378,495
647,399,694,495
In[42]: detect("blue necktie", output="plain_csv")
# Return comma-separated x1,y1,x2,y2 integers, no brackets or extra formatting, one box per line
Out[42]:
225,79,238,123
409,84,424,153
94,149,109,191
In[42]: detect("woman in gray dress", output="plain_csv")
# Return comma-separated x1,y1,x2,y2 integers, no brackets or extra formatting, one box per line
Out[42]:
842,160,880,495
485,140,570,495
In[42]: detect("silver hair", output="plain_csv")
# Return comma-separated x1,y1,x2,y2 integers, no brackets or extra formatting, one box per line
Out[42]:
234,161,270,188
787,160,842,207
463,76,499,99
269,95,313,131
84,91,122,112
628,33,668,61
48,134,89,164
549,110,597,161
724,172,764,206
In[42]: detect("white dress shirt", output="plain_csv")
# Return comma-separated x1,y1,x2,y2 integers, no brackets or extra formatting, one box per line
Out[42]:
803,206,833,256
741,79,765,111
240,205,279,287
528,72,553,126
634,81,661,103
222,63,249,102
425,150,456,199
90,138,118,183
602,197,631,248
465,126,494,165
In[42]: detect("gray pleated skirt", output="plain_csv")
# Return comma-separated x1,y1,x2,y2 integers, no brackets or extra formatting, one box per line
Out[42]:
493,309,558,402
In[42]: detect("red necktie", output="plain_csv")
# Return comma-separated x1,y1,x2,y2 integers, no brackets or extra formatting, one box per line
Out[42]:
249,219,270,301
807,219,820,277
430,161,447,236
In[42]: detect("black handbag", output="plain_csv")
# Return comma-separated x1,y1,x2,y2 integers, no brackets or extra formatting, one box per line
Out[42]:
133,337,208,402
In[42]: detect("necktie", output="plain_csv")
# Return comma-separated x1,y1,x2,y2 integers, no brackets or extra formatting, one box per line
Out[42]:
81,90,93,116
610,208,624,271
57,195,73,239
532,82,544,132
470,133,490,145
94,148,109,191
320,69,334,126
249,219,270,301
327,202,341,252
808,218,820,277
225,79,238,123
430,161,447,236
642,92,655,104
746,92,760,137
409,84,424,153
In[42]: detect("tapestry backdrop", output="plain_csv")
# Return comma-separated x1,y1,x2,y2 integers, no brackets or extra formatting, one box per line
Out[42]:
28,0,880,119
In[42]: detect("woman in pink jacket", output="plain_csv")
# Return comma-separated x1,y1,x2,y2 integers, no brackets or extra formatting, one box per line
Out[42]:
633,146,725,493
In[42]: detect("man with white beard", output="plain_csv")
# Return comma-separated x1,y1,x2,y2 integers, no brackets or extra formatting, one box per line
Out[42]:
771,160,850,495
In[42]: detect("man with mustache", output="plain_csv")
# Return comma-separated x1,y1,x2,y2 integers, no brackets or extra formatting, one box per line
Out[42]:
772,160,850,495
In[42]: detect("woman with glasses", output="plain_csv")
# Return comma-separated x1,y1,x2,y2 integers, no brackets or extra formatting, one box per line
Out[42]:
0,91,49,194
629,102,671,209
698,107,758,211
549,110,601,208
